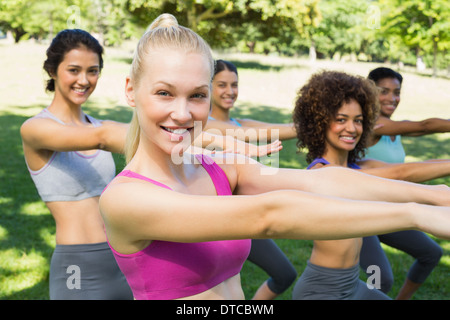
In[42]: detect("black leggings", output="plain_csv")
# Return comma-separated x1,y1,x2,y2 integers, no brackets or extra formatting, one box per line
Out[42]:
246,239,297,294
359,231,443,293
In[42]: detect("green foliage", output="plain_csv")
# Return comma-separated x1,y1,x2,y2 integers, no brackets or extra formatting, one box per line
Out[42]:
379,0,450,73
0,0,136,45
0,0,67,41
380,0,450,51
310,0,368,59
0,0,448,71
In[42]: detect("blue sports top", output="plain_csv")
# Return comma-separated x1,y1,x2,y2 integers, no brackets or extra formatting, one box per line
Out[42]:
208,116,242,127
26,108,116,202
364,135,406,163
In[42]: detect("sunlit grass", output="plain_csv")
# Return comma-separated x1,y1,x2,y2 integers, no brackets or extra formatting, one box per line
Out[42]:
0,225,8,241
20,201,50,216
0,248,49,298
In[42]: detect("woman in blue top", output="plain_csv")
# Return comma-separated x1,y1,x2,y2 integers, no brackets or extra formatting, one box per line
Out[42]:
364,67,450,298
366,67,450,163
292,70,450,299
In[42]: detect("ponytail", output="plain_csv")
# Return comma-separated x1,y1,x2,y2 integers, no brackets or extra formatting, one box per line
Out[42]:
147,13,179,30
124,112,141,164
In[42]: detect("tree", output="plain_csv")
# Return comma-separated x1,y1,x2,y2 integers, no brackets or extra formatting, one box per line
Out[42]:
83,0,136,45
127,0,321,54
230,0,320,56
309,0,368,60
0,0,63,42
127,0,236,31
0,0,136,45
380,0,450,77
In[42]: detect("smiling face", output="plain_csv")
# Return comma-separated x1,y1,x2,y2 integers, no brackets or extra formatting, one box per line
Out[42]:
53,46,100,107
376,77,401,118
211,69,238,111
126,49,211,156
325,99,364,155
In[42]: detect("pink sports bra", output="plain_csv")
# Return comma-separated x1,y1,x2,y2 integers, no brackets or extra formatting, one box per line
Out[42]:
106,154,251,300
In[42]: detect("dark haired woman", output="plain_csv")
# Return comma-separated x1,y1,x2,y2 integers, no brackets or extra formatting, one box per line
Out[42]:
362,67,450,298
366,67,450,163
207,60,297,299
292,70,449,299
205,59,297,143
20,29,132,299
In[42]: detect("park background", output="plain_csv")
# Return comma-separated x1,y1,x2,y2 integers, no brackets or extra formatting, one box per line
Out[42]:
0,0,449,300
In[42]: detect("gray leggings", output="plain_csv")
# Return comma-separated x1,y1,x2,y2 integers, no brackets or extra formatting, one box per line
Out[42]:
292,261,391,300
247,239,297,294
49,242,133,300
360,232,443,293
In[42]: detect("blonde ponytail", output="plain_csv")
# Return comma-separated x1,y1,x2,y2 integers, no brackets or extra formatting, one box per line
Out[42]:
123,13,214,163
147,13,179,31
124,111,141,164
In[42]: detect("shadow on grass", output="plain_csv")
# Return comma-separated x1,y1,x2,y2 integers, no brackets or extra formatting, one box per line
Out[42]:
0,109,54,299
402,135,450,186
1,103,448,299
402,135,450,160
111,57,307,73
229,60,285,72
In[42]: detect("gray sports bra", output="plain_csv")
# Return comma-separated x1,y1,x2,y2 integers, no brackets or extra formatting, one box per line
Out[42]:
26,109,116,202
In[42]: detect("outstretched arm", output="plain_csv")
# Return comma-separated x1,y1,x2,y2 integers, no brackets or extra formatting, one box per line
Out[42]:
356,158,450,183
373,116,450,137
100,173,450,256
227,155,450,207
20,117,128,154
204,118,296,142
193,132,282,157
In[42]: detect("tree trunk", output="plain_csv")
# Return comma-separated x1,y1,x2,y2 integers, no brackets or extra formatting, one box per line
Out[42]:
247,41,256,53
309,42,317,62
13,28,26,43
432,39,437,78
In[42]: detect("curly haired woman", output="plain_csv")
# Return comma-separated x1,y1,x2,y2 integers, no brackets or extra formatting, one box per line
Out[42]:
292,70,449,300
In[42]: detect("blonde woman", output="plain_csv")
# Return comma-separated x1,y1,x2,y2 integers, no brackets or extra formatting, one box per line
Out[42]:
99,14,450,300
18,28,271,300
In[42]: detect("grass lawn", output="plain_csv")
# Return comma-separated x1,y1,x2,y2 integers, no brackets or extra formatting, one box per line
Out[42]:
0,40,448,300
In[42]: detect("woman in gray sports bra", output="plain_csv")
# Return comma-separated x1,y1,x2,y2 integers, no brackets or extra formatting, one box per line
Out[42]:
20,29,132,300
